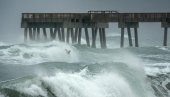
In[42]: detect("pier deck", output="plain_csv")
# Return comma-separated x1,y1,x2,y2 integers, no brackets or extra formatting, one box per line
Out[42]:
21,11,170,48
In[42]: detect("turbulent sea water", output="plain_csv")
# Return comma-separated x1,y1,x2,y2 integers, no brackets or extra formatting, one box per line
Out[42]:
0,40,170,97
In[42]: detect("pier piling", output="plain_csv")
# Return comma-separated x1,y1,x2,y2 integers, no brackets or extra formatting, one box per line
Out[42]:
24,28,28,42
33,28,36,40
134,28,139,47
71,28,74,43
74,28,78,42
50,28,54,40
61,28,65,42
43,28,47,40
127,27,133,47
102,28,107,48
99,28,103,48
85,28,90,47
120,28,124,48
91,28,97,48
78,28,82,44
53,28,57,39
66,28,70,43
58,28,62,41
29,28,33,40
163,27,168,46
37,28,40,40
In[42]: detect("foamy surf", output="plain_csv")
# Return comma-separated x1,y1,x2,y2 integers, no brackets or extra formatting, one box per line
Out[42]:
0,64,154,97
0,41,79,65
0,41,170,97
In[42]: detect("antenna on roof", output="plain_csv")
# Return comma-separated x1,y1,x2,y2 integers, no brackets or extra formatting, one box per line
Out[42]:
88,10,119,14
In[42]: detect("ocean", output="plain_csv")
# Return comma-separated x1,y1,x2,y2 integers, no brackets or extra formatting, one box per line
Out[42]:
0,37,170,97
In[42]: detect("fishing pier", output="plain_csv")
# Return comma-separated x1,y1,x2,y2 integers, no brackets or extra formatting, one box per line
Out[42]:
21,11,170,48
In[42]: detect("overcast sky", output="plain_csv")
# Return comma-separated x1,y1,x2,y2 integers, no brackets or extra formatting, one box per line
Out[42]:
0,0,170,45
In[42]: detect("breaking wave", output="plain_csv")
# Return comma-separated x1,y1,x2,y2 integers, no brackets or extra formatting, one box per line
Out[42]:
0,41,79,65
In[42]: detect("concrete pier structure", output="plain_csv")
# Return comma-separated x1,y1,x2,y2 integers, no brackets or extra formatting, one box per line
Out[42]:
21,11,170,48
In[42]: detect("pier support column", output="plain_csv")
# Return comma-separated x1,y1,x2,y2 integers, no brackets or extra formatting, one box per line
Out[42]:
71,28,74,43
78,28,82,44
29,28,33,40
95,28,98,39
127,27,133,47
43,28,47,40
50,28,54,40
33,28,36,40
102,28,107,49
99,28,103,48
61,28,65,42
74,28,78,42
53,28,57,39
91,28,97,48
91,28,95,48
37,28,40,40
120,28,124,48
163,27,168,46
134,28,139,47
66,28,70,43
84,28,90,47
72,28,76,43
24,28,28,42
58,28,62,41
119,22,139,48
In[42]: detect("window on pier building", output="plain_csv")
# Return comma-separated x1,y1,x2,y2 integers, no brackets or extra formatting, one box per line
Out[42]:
35,14,39,18
28,14,33,18
76,19,79,22
71,19,80,23
71,19,75,22
23,14,28,18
